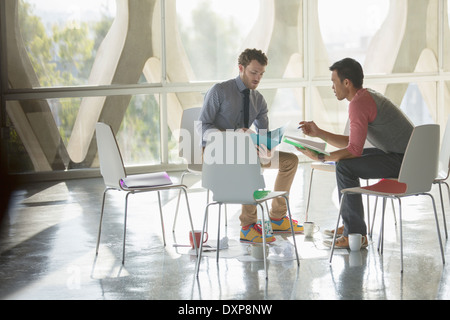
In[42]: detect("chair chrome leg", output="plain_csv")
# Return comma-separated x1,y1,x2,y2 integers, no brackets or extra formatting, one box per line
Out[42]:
172,172,187,232
391,199,397,226
216,204,222,263
370,197,378,237
283,195,300,266
330,194,345,263
305,168,314,222
377,197,387,254
96,188,110,255
446,182,450,235
398,197,403,273
205,190,210,232
370,196,398,239
173,190,182,232
445,182,450,205
157,191,166,246
122,192,131,264
259,203,268,279
196,202,215,277
181,187,198,256
426,193,445,266
365,180,371,236
438,183,448,239
224,202,228,227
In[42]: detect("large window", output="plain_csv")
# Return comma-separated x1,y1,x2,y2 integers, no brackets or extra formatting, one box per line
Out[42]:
318,0,390,75
1,0,449,176
446,0,450,71
18,0,117,88
175,0,260,81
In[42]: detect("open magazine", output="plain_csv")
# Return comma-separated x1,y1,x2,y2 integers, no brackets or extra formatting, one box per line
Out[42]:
282,134,330,155
250,124,287,150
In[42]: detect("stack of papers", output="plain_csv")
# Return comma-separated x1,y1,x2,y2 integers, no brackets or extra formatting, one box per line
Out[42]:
282,135,329,155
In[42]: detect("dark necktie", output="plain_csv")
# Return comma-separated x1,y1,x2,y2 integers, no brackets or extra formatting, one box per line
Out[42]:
243,89,250,128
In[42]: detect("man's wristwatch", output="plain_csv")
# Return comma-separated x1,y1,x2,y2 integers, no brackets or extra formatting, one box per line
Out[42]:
318,153,325,163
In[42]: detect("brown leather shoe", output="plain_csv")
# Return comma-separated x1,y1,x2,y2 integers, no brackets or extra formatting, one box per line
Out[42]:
323,225,344,238
324,235,368,249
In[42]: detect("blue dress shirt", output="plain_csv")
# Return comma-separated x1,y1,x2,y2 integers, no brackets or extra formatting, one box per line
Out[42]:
198,76,269,145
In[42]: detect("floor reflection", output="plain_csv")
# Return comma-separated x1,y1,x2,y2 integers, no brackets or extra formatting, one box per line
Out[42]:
0,164,449,300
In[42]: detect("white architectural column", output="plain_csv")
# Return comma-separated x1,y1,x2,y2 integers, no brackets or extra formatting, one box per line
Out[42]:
5,0,68,171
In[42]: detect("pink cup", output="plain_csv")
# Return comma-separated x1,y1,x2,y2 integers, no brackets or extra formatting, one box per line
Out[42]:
189,230,208,249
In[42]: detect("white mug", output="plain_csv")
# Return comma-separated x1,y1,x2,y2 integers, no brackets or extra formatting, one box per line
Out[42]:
348,233,362,251
247,244,269,260
303,221,320,238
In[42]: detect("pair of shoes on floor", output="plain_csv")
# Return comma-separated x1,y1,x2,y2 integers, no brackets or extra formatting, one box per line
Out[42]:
240,217,303,244
323,234,369,249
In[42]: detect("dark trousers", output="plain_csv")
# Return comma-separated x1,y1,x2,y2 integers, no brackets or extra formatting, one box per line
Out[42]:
336,148,404,236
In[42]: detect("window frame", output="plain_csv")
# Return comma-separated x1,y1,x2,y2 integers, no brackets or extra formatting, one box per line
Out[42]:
1,0,450,181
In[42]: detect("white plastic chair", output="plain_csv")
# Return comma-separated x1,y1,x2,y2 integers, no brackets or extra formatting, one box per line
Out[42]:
195,131,300,279
329,124,445,272
172,107,227,231
95,122,197,263
434,115,450,239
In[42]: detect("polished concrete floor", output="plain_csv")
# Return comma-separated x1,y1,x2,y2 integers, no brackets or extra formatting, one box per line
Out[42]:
1,163,450,300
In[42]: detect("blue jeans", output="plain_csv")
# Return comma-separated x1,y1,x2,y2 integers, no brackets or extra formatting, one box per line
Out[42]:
335,148,404,236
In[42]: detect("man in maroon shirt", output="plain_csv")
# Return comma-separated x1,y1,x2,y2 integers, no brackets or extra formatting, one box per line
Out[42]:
297,58,413,249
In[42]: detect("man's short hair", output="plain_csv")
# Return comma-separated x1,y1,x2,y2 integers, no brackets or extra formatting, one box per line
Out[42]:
329,58,364,89
238,48,268,68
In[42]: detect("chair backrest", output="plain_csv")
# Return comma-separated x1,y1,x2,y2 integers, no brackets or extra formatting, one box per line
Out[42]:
95,122,126,189
178,107,202,171
202,131,265,204
398,124,440,194
438,115,450,180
